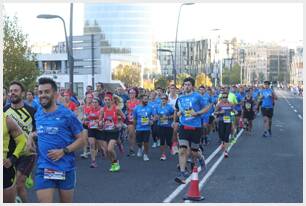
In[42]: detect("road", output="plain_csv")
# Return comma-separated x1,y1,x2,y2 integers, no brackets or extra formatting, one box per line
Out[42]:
27,90,303,203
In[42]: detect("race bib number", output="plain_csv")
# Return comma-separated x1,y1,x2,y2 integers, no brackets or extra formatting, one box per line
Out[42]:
141,116,149,126
128,113,134,122
223,115,231,123
245,102,252,110
104,120,115,130
44,169,65,180
160,116,168,125
89,120,98,129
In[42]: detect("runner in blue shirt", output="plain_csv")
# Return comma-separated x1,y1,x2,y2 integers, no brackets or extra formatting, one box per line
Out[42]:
133,94,154,161
30,77,85,203
198,85,212,146
148,91,161,148
235,87,245,133
174,77,211,184
154,94,174,161
259,81,277,137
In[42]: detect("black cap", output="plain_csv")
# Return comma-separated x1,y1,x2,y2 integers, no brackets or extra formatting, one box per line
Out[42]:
264,81,270,85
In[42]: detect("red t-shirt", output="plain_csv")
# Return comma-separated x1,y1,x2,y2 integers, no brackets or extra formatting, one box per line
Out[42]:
66,101,77,111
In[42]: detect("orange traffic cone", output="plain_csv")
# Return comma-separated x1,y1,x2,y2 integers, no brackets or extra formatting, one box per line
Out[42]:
183,165,205,201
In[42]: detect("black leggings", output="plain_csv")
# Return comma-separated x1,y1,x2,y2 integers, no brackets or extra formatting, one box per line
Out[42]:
218,121,232,143
158,126,173,147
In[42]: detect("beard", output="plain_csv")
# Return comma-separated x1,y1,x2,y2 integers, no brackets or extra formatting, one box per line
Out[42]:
10,95,22,104
40,96,53,110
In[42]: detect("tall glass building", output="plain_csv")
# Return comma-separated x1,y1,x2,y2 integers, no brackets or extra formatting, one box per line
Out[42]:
84,3,156,68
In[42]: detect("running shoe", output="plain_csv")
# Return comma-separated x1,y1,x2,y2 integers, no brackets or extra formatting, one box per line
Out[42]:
109,162,120,172
143,154,149,161
224,151,229,158
137,148,143,157
262,131,268,138
157,139,161,147
15,196,22,203
80,152,89,159
90,161,97,168
230,137,237,144
160,154,167,161
127,149,136,157
151,142,157,148
174,171,189,184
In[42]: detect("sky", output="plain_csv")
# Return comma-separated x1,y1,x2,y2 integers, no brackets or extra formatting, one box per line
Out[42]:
3,2,303,52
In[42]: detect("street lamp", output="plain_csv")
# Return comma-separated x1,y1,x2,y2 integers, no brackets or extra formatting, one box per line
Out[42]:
157,49,176,85
174,3,195,79
37,5,74,93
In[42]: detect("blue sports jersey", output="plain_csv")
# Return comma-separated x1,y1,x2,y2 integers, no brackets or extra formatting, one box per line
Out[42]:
208,94,218,115
175,92,206,128
218,104,235,123
133,104,154,131
235,92,245,111
156,103,174,127
200,92,212,119
260,88,274,108
148,99,161,115
24,100,40,111
252,89,260,100
35,104,83,172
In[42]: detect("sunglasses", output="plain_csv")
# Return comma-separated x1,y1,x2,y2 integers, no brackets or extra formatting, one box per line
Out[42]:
222,96,228,99
104,98,111,101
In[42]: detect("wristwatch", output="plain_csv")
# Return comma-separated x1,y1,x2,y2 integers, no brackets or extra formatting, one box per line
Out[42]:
63,147,70,155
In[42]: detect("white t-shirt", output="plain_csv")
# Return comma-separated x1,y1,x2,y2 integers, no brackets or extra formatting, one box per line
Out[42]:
168,94,178,109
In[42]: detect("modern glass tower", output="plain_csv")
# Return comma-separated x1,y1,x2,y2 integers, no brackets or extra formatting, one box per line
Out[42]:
84,3,155,67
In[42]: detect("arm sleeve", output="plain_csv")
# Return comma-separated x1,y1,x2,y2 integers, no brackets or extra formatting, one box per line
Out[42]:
13,133,27,158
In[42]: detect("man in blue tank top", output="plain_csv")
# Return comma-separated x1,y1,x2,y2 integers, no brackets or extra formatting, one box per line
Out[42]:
259,81,277,137
30,78,85,203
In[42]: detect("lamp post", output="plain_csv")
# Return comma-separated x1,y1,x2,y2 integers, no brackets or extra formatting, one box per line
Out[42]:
157,48,176,85
37,3,74,93
174,3,194,79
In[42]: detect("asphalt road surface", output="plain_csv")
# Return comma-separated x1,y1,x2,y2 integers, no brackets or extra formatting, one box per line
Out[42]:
27,89,303,203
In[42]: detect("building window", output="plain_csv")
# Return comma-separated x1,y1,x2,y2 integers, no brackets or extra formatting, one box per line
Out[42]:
65,82,84,98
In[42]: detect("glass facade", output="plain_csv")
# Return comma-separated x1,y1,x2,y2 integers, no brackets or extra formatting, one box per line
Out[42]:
84,3,154,66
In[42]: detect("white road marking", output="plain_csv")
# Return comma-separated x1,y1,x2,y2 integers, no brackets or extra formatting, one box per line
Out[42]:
184,129,244,203
294,110,297,113
291,106,294,109
163,144,222,203
298,115,303,120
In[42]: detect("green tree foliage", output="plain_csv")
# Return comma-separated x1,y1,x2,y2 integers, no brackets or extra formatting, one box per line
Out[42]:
258,72,265,83
222,64,240,85
4,16,40,90
112,64,141,87
154,76,168,89
176,73,190,87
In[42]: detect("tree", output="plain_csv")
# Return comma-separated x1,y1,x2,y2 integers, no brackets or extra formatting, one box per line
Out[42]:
195,73,213,87
154,76,168,89
176,73,190,87
112,63,141,87
4,16,40,90
258,72,265,83
222,64,240,85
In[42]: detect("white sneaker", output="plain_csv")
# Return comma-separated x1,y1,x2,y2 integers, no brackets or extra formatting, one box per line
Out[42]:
152,142,157,148
137,148,143,157
143,154,149,161
157,139,161,147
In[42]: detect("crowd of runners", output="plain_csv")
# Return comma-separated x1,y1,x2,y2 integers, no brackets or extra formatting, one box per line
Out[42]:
3,77,277,203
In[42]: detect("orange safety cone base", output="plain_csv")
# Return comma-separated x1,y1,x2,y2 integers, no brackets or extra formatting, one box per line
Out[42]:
183,196,205,201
